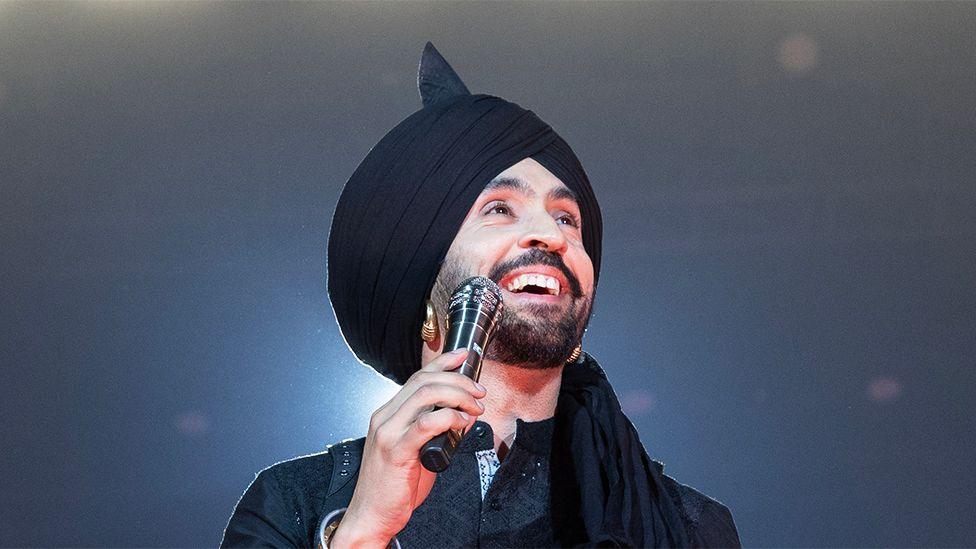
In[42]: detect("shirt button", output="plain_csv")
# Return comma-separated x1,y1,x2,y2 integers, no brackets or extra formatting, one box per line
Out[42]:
474,424,486,438
489,499,501,511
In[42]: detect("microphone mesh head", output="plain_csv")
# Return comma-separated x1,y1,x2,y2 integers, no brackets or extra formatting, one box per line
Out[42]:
449,276,503,314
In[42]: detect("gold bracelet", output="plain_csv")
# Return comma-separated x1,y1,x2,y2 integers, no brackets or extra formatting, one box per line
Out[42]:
317,508,346,549
317,508,401,549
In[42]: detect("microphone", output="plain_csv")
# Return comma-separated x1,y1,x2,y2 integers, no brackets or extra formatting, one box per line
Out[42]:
419,276,504,473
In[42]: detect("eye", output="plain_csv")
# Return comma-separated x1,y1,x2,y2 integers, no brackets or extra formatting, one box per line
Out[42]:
556,212,581,228
484,201,514,217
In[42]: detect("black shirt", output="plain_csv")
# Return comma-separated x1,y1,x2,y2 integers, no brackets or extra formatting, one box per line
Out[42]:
221,417,740,547
398,418,557,547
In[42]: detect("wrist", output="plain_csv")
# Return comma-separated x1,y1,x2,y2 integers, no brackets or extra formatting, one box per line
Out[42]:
326,510,396,549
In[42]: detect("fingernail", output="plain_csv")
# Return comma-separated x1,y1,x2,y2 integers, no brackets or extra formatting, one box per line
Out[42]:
450,348,467,355
474,382,486,392
476,400,485,410
459,411,470,420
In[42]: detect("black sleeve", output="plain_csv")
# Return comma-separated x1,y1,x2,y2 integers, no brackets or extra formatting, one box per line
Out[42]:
221,468,304,548
695,499,742,549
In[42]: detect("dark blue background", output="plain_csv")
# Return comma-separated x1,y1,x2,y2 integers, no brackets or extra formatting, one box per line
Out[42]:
1,2,974,546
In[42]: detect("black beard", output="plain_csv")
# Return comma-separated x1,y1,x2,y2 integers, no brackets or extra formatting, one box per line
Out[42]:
431,249,593,370
487,295,591,369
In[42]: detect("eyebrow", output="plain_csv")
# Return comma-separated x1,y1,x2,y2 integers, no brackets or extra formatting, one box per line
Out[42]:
484,176,579,205
548,185,579,205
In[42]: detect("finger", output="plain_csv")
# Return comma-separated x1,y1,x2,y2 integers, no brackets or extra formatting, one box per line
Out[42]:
420,347,469,372
399,407,474,453
402,382,485,419
377,370,485,427
462,408,478,431
403,369,486,399
385,382,485,435
413,349,485,399
371,349,473,426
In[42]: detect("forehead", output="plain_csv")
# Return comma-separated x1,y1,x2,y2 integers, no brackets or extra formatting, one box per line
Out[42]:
480,158,578,204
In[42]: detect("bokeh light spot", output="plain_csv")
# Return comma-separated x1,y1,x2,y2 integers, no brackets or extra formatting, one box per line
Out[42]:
620,389,655,416
175,411,212,436
866,376,902,403
778,32,819,75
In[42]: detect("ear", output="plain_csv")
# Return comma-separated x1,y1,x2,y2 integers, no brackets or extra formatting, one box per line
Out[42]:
418,41,472,108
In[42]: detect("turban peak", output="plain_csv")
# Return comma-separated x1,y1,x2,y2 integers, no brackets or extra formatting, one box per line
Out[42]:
418,41,471,108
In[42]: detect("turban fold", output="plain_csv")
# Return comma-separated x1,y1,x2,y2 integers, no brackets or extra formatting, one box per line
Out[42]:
327,43,602,385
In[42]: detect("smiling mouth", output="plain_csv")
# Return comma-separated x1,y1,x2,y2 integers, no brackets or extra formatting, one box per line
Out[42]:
504,273,560,296
488,249,583,299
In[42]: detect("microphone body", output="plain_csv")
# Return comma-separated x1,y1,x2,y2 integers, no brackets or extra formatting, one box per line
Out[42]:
419,276,503,473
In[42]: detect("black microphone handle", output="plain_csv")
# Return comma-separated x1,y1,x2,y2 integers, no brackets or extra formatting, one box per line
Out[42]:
418,315,490,473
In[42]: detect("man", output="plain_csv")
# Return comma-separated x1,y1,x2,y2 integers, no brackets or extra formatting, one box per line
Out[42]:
222,43,740,548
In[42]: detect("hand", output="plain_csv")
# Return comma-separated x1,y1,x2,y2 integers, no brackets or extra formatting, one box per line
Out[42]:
329,349,487,548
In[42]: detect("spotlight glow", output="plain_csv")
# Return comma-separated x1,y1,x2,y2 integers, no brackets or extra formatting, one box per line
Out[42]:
778,32,819,75
866,377,902,402
620,389,655,416
175,410,212,436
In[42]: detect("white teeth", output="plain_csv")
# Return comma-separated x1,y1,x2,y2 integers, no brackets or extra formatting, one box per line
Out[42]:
546,277,558,294
505,273,560,295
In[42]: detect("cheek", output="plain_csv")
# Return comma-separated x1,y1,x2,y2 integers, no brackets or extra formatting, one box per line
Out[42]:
571,248,596,291
457,229,518,267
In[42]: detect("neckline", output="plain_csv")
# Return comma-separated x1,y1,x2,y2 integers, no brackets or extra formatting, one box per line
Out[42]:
458,416,555,455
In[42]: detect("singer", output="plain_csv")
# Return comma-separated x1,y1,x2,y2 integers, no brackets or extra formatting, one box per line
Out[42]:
222,43,740,548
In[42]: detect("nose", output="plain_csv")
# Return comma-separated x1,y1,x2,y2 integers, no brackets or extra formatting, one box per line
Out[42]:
517,210,568,254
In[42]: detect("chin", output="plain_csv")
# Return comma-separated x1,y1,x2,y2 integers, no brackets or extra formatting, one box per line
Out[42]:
485,310,582,368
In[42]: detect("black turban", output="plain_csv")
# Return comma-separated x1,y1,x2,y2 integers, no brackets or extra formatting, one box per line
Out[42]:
328,43,602,385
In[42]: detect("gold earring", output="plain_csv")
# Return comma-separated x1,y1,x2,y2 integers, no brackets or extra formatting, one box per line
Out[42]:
567,343,582,363
421,300,439,342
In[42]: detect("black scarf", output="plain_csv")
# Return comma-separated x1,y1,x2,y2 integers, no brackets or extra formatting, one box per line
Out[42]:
554,352,705,547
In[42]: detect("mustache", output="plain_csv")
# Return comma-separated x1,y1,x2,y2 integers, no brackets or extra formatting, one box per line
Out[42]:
488,248,583,298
